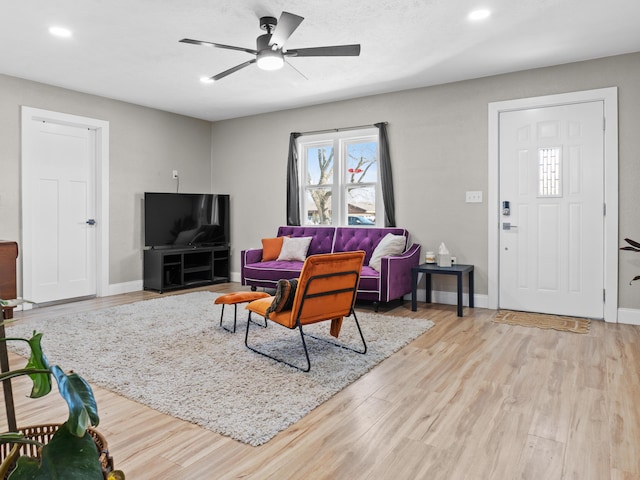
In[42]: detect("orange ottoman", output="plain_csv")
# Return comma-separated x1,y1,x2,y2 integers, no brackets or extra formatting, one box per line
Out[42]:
214,291,271,333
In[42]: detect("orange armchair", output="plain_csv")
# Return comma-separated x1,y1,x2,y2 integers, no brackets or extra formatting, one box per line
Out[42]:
245,251,366,372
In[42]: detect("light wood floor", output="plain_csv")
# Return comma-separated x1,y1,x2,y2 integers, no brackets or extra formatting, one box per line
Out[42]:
2,283,639,479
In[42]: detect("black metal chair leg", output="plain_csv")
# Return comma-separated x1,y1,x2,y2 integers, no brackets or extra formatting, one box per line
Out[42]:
297,324,311,372
220,304,265,333
219,304,237,333
304,311,367,355
249,313,268,328
245,312,366,372
245,313,311,372
352,311,367,354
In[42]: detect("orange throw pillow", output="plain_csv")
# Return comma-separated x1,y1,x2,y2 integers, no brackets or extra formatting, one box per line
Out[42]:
262,236,285,262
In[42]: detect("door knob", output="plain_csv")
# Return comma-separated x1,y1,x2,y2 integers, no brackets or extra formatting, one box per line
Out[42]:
86,219,96,226
502,222,518,230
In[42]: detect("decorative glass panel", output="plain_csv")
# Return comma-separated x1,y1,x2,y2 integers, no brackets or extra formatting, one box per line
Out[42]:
538,147,562,197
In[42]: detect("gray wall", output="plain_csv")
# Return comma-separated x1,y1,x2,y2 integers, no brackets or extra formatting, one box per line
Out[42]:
211,52,640,309
1,52,638,309
0,74,212,288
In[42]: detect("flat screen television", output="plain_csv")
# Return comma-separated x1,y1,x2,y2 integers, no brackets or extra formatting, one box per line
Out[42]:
144,192,229,248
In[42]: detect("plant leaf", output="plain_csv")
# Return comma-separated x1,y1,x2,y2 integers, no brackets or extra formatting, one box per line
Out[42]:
7,455,40,479
24,332,52,398
7,422,103,480
50,366,99,436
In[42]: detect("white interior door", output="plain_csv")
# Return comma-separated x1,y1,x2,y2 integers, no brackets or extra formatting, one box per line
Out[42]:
499,101,604,318
24,121,97,303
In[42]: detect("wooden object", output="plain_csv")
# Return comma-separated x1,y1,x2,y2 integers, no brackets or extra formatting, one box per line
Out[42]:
0,241,18,432
0,241,18,301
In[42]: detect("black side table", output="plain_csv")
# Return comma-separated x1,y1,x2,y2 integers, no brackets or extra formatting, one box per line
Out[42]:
411,263,474,317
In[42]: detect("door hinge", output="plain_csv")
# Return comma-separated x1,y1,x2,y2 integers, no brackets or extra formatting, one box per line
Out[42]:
603,289,606,302
603,117,606,131
603,203,606,216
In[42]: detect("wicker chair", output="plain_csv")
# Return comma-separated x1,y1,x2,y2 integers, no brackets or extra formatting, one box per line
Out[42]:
245,251,366,372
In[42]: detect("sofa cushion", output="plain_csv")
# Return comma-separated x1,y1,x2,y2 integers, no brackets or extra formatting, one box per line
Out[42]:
334,227,407,264
243,260,305,287
277,236,312,261
277,226,336,256
368,233,407,272
358,265,381,295
261,236,285,262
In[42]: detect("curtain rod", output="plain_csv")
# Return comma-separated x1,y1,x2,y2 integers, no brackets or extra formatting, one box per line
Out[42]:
297,122,387,137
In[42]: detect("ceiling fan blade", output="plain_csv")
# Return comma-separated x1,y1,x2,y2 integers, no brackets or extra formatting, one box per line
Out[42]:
285,44,361,57
179,38,257,55
208,59,257,82
269,11,304,48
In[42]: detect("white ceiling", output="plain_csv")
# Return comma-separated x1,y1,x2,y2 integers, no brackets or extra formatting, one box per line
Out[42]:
3,0,640,122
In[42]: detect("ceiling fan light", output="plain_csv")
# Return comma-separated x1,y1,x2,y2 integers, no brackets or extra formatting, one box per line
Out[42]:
257,50,284,71
49,26,72,38
468,9,491,21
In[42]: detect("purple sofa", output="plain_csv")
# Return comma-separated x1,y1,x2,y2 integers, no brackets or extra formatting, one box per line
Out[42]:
241,226,421,310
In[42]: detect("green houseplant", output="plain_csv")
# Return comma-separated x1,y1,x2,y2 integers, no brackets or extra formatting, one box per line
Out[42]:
620,238,640,284
0,328,121,479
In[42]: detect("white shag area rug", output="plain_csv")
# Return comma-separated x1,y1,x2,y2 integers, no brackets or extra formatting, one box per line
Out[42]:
6,291,434,446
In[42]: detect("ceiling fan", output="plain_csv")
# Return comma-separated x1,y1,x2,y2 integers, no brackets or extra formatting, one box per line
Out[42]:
179,11,361,82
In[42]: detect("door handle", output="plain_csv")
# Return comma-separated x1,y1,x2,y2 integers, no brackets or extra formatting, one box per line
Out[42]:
86,219,96,226
502,222,518,230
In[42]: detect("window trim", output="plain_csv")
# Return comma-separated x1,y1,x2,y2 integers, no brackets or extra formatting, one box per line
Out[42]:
297,127,382,226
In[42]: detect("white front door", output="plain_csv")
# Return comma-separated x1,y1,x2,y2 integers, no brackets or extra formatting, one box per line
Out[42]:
23,121,97,303
499,101,604,318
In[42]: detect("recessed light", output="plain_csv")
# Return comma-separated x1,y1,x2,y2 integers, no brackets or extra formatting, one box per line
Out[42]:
49,26,72,38
468,9,491,21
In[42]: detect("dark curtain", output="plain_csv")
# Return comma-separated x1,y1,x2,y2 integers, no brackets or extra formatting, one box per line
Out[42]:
286,132,302,225
375,122,396,227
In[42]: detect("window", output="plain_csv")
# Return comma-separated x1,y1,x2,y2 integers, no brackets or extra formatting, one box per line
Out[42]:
538,147,562,197
298,128,381,226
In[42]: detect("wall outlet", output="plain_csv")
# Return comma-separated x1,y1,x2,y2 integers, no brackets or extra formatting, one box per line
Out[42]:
465,191,483,203
172,170,179,179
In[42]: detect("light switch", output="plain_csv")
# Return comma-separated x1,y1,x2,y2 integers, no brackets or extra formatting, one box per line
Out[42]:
466,191,483,203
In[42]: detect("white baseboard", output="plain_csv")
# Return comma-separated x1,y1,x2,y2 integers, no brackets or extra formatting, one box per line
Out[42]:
107,280,143,296
617,308,640,325
100,281,640,324
403,288,489,309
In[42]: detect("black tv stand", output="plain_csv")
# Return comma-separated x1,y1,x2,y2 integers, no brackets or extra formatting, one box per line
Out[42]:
143,245,230,293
